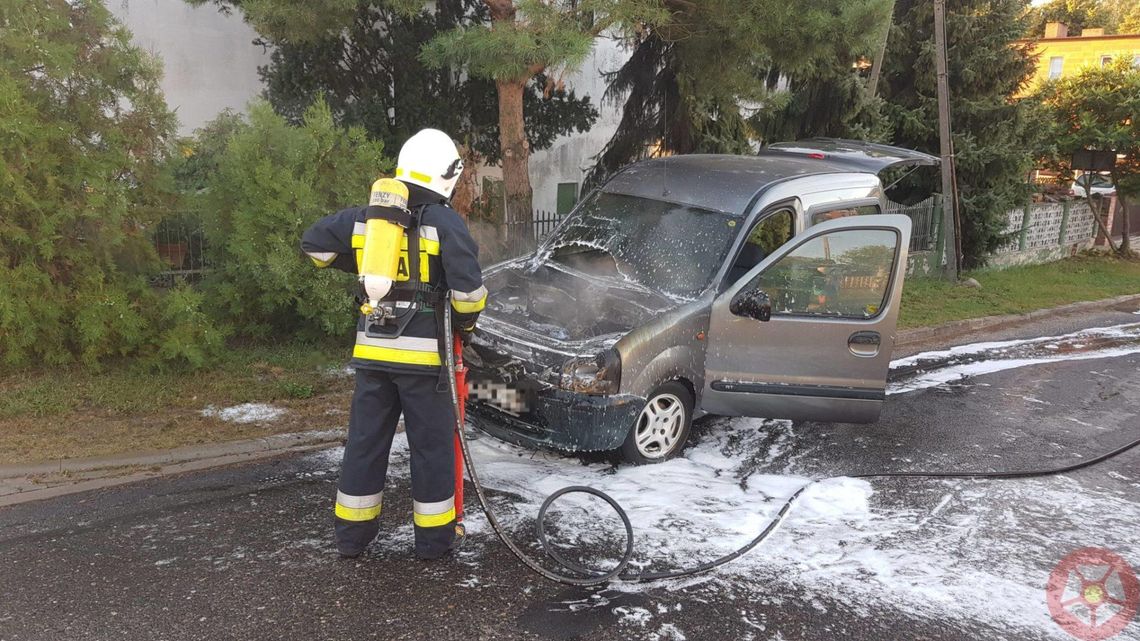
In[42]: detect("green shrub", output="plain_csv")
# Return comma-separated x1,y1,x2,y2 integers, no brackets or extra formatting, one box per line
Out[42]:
144,285,228,369
197,100,391,339
0,0,180,369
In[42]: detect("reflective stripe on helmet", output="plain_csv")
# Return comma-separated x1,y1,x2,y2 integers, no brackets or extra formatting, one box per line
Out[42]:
396,167,433,184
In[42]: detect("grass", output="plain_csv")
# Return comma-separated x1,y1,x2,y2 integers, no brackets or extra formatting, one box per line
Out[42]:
0,342,353,464
900,254,1140,328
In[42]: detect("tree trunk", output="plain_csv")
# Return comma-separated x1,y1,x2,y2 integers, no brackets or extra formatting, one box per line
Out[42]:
450,144,479,221
496,77,533,255
866,10,891,99
1119,193,1132,255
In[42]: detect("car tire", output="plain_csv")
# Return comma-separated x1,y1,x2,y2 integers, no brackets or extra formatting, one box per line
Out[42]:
619,382,694,465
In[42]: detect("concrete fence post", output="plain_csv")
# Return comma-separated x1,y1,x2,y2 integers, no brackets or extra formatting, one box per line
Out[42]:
1019,200,1033,251
932,194,945,259
1057,200,1071,247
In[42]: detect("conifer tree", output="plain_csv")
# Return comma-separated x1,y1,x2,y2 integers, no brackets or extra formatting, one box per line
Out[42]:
589,0,892,185
880,0,1042,266
0,0,211,367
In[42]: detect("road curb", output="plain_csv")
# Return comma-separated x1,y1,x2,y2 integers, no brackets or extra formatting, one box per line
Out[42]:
895,293,1140,348
0,429,345,507
0,429,344,479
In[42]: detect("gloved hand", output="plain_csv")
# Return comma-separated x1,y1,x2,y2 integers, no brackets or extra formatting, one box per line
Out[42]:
454,310,479,347
458,325,476,347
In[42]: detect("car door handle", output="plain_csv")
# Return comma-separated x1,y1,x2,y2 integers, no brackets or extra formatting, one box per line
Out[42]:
848,331,880,357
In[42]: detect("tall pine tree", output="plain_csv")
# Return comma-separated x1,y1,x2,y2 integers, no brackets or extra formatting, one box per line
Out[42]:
588,0,892,185
880,0,1042,267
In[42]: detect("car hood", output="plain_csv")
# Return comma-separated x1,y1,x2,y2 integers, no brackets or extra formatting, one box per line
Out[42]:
468,257,680,374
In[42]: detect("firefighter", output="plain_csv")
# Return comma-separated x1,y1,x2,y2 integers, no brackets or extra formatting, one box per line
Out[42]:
301,129,486,560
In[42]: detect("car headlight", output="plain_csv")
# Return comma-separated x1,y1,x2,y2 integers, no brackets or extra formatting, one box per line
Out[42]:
560,348,621,395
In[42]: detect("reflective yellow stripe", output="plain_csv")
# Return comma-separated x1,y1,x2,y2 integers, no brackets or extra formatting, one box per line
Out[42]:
355,222,439,242
353,343,442,366
353,234,439,280
310,255,334,268
413,507,456,528
404,237,440,255
396,167,433,184
451,296,486,314
335,502,381,521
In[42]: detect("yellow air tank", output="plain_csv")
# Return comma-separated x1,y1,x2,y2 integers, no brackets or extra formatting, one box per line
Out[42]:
359,178,410,315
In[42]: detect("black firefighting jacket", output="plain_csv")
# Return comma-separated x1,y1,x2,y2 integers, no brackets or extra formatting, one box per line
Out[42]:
301,183,486,375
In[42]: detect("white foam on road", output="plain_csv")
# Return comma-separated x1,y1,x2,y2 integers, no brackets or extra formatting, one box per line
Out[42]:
307,322,1140,638
200,403,285,423
889,322,1140,394
315,420,1140,638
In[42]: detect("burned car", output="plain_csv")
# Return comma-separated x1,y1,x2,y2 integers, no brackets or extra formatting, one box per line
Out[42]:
465,139,937,463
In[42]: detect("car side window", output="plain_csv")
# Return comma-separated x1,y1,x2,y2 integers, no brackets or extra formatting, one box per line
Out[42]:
809,204,879,226
726,209,794,284
745,228,898,319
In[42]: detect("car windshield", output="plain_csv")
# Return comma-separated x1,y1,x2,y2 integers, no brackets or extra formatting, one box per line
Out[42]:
542,192,740,299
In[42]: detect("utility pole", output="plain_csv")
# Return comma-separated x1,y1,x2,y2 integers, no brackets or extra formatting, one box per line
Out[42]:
933,0,959,280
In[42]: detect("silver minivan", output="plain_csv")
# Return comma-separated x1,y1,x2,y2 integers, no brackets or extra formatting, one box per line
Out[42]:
466,139,938,463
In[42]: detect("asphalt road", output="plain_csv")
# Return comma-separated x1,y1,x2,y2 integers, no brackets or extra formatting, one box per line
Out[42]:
2,312,1139,641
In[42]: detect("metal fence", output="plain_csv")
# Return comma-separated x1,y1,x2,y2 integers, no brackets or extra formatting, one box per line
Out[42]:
502,209,565,256
150,199,945,285
151,214,209,287
885,196,941,253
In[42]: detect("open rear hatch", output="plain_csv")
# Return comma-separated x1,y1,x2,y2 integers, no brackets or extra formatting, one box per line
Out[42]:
758,138,939,173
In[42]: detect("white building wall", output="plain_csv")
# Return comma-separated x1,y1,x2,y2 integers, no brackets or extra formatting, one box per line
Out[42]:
107,0,270,134
528,37,627,213
472,37,627,216
111,0,624,208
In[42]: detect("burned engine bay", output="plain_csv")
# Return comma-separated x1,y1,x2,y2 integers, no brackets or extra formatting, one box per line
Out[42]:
465,258,678,400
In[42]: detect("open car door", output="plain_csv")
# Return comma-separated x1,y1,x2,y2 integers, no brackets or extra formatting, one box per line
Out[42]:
701,214,912,423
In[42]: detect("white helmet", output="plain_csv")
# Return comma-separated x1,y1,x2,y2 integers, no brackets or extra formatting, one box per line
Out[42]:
396,128,464,199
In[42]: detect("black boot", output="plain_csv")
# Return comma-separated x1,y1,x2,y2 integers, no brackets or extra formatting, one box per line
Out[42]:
415,524,466,561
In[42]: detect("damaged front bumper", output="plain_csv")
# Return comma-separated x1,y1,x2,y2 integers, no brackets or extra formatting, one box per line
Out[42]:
467,389,644,453
463,307,643,453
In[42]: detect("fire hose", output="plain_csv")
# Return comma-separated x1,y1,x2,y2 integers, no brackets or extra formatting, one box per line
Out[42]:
442,299,1140,587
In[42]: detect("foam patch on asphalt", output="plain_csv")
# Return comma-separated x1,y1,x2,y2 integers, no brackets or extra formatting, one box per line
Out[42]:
889,322,1140,394
200,403,285,423
308,323,1140,637
441,422,1138,638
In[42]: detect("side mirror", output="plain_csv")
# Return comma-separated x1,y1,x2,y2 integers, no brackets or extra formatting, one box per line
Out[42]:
730,289,772,322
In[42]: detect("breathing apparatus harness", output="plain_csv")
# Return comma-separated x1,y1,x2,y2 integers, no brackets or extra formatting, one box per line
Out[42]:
361,205,440,340
442,302,1140,587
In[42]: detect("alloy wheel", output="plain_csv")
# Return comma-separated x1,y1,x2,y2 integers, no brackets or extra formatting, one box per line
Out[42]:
633,393,686,459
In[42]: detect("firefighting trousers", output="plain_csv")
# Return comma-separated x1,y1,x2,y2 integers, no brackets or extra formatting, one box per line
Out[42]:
334,368,457,558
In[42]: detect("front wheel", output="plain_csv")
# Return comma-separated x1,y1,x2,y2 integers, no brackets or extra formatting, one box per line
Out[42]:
619,382,694,464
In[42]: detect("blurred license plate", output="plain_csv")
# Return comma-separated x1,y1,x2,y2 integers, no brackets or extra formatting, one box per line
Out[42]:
468,379,531,415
